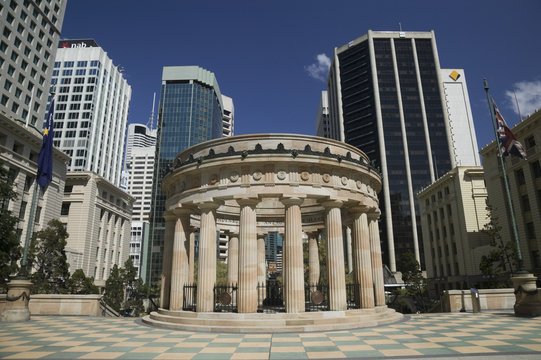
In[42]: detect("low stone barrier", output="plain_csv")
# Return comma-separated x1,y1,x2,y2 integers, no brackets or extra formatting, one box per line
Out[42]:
0,294,102,316
442,289,519,312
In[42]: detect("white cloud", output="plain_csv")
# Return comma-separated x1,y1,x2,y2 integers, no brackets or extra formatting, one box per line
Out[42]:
505,80,541,118
305,53,331,82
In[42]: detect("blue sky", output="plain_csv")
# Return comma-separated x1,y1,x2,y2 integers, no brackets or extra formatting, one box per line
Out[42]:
61,0,541,154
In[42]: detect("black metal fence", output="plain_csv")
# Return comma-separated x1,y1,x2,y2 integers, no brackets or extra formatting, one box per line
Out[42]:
305,284,329,312
182,284,197,311
214,284,238,312
183,282,360,313
346,283,360,309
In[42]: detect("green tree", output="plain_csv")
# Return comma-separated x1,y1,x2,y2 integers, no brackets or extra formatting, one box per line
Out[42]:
216,260,228,285
67,269,99,294
0,163,21,290
103,264,124,312
397,251,429,312
480,202,519,277
28,219,70,294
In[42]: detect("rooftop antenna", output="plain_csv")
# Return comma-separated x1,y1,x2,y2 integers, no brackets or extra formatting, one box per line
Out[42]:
513,89,523,122
147,92,156,129
399,22,402,31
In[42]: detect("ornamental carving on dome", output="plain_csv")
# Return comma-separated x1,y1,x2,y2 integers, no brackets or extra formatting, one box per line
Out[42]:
300,171,310,181
341,176,348,185
229,171,239,183
322,173,331,183
277,170,287,180
253,170,263,181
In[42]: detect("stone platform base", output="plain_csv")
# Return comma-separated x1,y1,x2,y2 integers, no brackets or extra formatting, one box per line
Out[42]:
142,306,403,333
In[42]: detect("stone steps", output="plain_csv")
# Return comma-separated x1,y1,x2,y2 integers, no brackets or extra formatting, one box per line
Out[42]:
142,307,403,333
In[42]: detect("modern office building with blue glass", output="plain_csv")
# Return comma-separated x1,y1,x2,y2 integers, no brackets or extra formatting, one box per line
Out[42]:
145,66,225,284
325,30,460,273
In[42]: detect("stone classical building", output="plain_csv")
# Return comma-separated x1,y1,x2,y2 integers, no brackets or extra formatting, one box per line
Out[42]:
418,166,492,293
60,171,135,286
143,134,401,332
480,109,541,272
0,112,69,250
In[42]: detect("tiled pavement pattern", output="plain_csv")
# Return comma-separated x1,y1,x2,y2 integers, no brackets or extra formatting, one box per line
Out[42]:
1,312,541,359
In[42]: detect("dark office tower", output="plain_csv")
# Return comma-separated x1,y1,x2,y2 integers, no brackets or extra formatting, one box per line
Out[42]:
145,66,224,284
265,232,282,264
326,30,455,273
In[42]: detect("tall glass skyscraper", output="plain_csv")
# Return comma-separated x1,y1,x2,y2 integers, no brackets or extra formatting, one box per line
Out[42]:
326,30,456,273
146,66,225,284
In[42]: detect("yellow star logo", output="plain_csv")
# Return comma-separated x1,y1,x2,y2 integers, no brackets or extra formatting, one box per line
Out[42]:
43,128,49,136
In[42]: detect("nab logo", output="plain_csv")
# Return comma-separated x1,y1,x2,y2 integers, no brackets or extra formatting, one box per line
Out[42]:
61,42,88,48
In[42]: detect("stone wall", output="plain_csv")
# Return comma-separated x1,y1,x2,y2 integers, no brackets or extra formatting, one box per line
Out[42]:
442,289,519,312
0,294,102,316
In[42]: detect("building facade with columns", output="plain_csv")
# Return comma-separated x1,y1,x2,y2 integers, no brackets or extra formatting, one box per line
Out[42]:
59,171,135,286
417,166,492,293
143,134,401,332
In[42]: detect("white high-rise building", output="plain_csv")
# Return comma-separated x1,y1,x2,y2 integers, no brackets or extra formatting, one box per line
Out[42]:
49,39,132,187
315,91,329,138
0,0,67,125
222,94,234,137
440,69,481,166
124,123,156,277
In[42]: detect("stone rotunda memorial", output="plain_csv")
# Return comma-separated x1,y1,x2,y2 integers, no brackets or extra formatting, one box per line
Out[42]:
143,134,402,332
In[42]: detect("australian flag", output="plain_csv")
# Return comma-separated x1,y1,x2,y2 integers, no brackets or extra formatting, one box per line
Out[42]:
37,99,55,188
492,98,527,159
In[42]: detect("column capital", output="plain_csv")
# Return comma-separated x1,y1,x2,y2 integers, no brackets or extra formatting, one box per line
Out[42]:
163,210,177,222
348,204,371,215
320,199,344,209
280,196,304,207
197,200,223,211
305,230,320,238
367,208,381,220
173,206,192,217
235,196,259,207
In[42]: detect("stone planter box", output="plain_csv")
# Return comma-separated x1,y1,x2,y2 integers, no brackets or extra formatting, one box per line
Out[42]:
0,294,102,316
442,288,519,312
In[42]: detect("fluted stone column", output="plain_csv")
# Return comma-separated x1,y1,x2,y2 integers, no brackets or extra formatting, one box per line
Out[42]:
323,200,347,311
227,234,239,287
160,212,176,309
282,197,305,313
188,231,195,285
369,209,385,306
237,198,259,313
308,231,320,287
257,233,266,305
196,202,220,312
346,227,353,274
351,206,375,309
169,210,190,311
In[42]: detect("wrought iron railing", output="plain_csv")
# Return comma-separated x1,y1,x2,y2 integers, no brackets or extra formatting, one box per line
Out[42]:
182,284,197,311
214,284,238,312
346,283,360,309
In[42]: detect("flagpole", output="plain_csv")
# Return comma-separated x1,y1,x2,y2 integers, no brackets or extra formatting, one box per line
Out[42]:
18,179,39,278
18,89,55,278
483,79,525,273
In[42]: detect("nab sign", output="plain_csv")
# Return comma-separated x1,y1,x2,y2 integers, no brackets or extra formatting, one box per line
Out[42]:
58,39,98,49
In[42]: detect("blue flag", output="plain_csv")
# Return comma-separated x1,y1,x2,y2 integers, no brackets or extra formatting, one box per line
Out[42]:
37,99,55,188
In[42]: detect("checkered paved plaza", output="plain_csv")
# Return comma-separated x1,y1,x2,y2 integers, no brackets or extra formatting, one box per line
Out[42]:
1,312,541,359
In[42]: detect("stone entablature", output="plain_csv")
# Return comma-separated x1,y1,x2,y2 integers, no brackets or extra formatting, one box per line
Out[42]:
163,134,381,223
157,134,390,326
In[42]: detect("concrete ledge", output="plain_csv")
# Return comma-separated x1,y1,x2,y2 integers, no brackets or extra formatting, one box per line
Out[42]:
0,294,102,316
142,306,403,333
442,289,518,312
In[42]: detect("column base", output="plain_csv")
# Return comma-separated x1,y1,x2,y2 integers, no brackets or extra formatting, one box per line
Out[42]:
512,273,541,317
0,279,32,322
